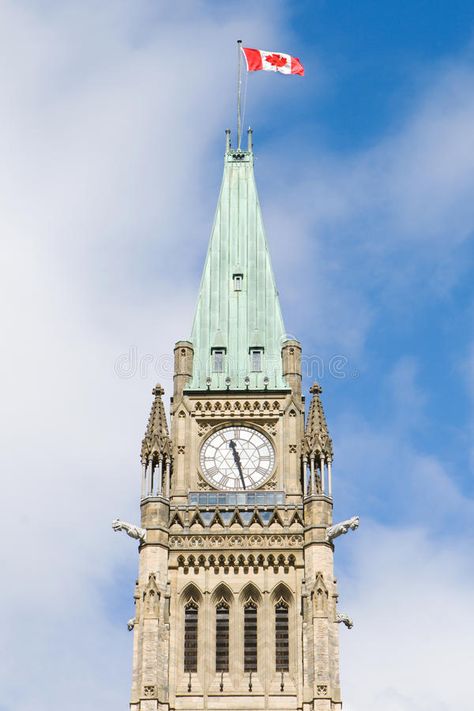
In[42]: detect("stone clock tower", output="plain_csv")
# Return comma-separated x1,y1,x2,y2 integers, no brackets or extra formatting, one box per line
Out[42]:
114,129,358,711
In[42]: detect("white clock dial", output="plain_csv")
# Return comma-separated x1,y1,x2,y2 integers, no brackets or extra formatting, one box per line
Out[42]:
200,426,275,490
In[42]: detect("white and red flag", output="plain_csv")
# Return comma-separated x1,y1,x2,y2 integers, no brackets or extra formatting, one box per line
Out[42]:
241,46,304,76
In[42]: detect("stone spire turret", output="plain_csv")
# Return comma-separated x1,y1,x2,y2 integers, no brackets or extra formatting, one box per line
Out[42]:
303,382,333,495
140,384,171,498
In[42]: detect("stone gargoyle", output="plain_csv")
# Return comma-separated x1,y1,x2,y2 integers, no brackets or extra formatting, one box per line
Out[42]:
127,618,136,631
326,516,359,543
112,518,146,543
336,613,354,629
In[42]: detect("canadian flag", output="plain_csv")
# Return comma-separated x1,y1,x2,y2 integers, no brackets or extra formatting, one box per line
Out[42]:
242,47,304,76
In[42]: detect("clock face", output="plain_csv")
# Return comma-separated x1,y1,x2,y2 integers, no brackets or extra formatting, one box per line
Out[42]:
200,426,275,490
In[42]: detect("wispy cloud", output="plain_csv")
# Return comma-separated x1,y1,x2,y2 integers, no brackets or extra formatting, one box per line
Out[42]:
332,355,474,710
340,523,474,711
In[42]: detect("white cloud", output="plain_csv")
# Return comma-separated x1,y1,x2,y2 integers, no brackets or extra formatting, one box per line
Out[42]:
329,354,474,710
340,523,474,711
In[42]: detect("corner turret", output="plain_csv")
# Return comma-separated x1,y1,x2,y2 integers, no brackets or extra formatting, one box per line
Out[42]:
303,382,333,496
140,384,171,498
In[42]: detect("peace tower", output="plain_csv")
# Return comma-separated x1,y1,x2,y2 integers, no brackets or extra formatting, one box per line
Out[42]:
114,128,358,711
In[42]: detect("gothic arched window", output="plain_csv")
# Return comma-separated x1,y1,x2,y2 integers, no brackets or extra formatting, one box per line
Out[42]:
215,601,229,672
244,602,258,672
184,601,198,673
275,601,289,672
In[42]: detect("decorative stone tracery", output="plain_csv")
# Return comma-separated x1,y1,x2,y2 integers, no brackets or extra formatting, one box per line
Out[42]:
193,399,282,417
170,533,304,550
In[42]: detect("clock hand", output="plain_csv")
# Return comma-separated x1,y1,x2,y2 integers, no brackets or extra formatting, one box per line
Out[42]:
229,440,246,490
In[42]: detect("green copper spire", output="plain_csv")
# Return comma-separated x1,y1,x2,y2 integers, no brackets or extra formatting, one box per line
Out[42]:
188,129,288,391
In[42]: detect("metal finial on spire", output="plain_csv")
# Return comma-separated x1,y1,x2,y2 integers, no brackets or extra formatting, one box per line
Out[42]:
225,128,231,153
237,40,243,150
247,127,253,152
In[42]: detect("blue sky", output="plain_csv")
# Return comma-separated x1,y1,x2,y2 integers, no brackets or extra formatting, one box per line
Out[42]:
290,1,474,143
1,2,474,710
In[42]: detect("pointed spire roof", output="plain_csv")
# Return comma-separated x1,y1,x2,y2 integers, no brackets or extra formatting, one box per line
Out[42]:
304,383,333,460
141,384,171,464
188,129,287,391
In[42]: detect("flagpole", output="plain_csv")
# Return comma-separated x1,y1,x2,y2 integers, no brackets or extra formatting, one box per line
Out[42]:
237,39,243,150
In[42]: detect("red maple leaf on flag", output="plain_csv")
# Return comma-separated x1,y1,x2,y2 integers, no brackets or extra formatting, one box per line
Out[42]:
264,53,287,68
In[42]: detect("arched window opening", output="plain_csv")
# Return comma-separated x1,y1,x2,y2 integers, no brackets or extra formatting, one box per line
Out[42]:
184,601,198,672
215,601,229,672
275,601,289,672
244,602,258,672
